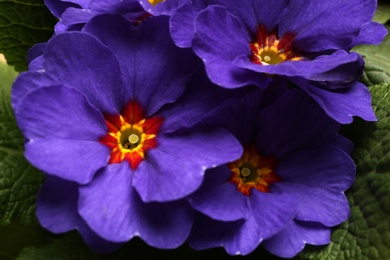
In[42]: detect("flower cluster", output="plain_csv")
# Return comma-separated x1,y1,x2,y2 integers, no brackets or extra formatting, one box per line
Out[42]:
12,0,386,257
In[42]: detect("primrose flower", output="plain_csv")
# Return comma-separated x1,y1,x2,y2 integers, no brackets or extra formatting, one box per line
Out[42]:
44,0,148,32
137,0,190,16
187,89,355,257
12,15,242,250
170,0,386,123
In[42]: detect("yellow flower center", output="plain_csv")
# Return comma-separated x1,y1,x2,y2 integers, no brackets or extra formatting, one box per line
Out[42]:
250,25,302,65
99,101,163,170
148,0,165,6
229,145,281,196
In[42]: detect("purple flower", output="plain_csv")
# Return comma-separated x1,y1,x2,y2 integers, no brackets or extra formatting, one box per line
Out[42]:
137,0,190,16
187,89,355,257
44,0,148,32
170,0,386,123
12,15,242,250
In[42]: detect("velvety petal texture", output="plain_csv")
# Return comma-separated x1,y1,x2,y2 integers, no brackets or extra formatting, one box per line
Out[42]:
186,89,355,256
83,15,196,116
14,0,377,257
134,127,243,202
78,163,194,247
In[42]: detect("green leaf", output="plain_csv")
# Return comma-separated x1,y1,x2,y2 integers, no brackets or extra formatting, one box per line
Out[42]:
374,2,390,24
300,83,390,260
354,26,390,86
0,61,44,227
0,0,56,71
0,58,18,94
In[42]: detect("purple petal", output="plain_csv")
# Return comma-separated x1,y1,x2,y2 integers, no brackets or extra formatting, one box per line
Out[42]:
27,43,46,65
189,166,249,221
15,86,106,140
131,198,194,249
250,191,298,239
299,79,377,123
192,6,270,88
279,0,378,51
188,213,262,255
262,220,331,258
79,163,194,248
44,0,81,17
36,176,80,233
17,86,109,184
256,89,340,158
234,50,364,85
83,15,195,116
219,0,290,33
170,2,202,47
61,7,95,26
12,71,54,112
36,175,124,253
348,21,388,48
26,139,108,184
159,67,249,133
138,0,189,15
275,146,355,226
193,6,249,64
44,32,124,113
133,127,243,202
78,163,136,243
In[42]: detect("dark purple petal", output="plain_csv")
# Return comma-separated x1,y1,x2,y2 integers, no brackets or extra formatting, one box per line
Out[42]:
131,197,194,249
234,50,363,85
15,86,106,140
189,166,249,221
44,0,82,17
79,224,125,254
133,127,243,202
218,0,290,33
299,79,377,123
26,139,108,184
275,146,355,226
36,175,124,253
17,86,109,184
138,0,189,15
279,0,378,51
90,0,143,14
44,32,124,114
28,56,44,71
193,6,250,64
202,88,263,144
36,176,80,233
27,43,46,65
170,2,202,47
250,191,297,239
192,6,275,88
262,220,331,258
83,15,195,116
79,163,194,248
78,163,136,243
61,7,95,26
12,72,54,112
188,213,262,255
347,22,388,48
256,89,340,158
159,67,249,133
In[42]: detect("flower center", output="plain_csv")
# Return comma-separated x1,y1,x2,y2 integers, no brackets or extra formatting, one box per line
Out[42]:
249,25,302,65
228,145,281,196
148,0,164,6
99,101,163,170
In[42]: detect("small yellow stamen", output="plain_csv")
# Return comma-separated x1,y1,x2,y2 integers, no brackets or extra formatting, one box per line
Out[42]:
128,134,140,144
263,55,271,63
148,0,164,6
241,167,251,177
